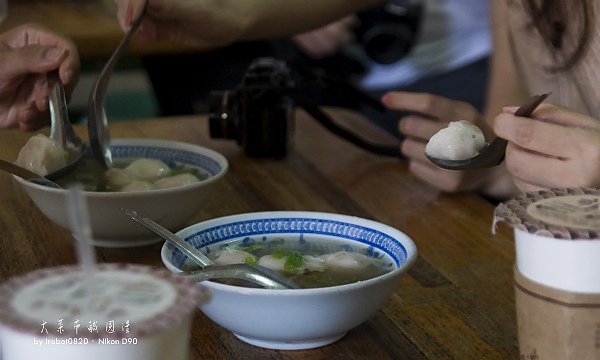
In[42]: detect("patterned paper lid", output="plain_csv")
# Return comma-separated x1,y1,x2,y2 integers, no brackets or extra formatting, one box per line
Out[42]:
0,263,208,339
493,187,600,239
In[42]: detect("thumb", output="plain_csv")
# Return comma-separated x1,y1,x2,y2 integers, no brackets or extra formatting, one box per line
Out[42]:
0,45,66,78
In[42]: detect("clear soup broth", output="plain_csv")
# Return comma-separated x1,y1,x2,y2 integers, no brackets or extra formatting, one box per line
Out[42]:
183,236,394,289
56,157,209,192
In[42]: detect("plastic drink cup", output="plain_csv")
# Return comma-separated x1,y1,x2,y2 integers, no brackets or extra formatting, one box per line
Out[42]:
0,263,208,360
495,187,600,360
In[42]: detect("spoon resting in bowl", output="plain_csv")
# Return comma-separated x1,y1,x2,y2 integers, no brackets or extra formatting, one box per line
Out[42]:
121,208,300,290
0,159,62,188
426,92,551,170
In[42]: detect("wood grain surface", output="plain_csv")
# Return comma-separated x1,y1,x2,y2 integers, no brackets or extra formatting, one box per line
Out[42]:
0,108,518,359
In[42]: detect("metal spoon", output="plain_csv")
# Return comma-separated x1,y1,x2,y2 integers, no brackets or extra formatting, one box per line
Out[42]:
121,208,300,290
45,71,87,181
426,92,551,170
87,1,148,169
0,159,62,188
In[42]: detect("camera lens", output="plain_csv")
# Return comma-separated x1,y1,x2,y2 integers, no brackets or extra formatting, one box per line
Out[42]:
353,0,423,65
362,24,414,64
208,91,239,140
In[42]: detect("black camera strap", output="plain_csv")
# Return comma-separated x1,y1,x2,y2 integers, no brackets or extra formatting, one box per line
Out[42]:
295,96,403,158
290,62,404,159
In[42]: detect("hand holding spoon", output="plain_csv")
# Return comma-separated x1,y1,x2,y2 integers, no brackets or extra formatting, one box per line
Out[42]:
426,92,551,170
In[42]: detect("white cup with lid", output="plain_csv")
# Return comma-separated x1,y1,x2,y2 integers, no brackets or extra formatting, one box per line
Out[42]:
0,263,208,360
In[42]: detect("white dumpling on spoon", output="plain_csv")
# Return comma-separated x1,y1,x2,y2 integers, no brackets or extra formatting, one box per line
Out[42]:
16,134,67,176
425,120,486,161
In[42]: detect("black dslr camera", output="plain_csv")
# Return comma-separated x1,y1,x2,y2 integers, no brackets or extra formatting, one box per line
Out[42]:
353,0,423,64
209,57,402,159
208,58,295,158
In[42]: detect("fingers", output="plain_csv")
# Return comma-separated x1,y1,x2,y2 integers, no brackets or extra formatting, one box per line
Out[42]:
493,104,599,159
407,159,483,194
0,45,66,77
504,142,565,188
504,129,600,189
495,103,600,190
399,114,447,142
0,44,74,105
115,0,163,43
0,75,49,131
19,104,50,132
0,24,80,131
385,92,485,153
0,23,80,96
115,0,148,28
381,91,480,123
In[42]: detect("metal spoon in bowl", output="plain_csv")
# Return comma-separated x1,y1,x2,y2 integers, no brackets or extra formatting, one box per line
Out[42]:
0,159,62,188
45,71,87,181
121,208,300,290
426,92,551,170
87,1,148,169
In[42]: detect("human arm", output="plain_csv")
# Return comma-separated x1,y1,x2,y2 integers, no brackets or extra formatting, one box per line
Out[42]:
291,16,358,59
0,23,80,131
114,0,381,47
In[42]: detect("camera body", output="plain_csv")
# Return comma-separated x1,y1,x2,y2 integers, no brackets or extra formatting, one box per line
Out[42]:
208,58,295,157
353,0,423,64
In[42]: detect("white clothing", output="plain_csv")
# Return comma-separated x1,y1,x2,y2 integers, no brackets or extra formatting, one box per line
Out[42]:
359,0,491,91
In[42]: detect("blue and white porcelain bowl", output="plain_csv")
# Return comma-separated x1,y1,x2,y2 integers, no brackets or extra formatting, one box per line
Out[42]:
15,139,228,247
161,211,417,350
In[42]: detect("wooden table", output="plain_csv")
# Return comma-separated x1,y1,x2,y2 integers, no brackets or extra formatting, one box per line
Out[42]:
1,0,204,59
0,108,518,359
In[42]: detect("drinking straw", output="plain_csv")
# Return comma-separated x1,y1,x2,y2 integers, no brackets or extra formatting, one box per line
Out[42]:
66,183,96,296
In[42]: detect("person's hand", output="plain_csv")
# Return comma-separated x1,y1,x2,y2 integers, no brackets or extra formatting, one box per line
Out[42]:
381,91,519,199
114,0,381,47
0,23,80,131
493,103,600,192
114,0,241,47
292,16,358,59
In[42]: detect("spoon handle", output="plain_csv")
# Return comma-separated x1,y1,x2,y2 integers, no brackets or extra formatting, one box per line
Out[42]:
0,159,44,180
48,71,70,148
121,208,214,267
514,92,551,117
183,264,299,290
88,1,148,169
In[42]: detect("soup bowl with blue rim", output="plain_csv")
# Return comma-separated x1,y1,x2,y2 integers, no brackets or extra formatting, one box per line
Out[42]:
161,211,417,350
15,138,228,248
